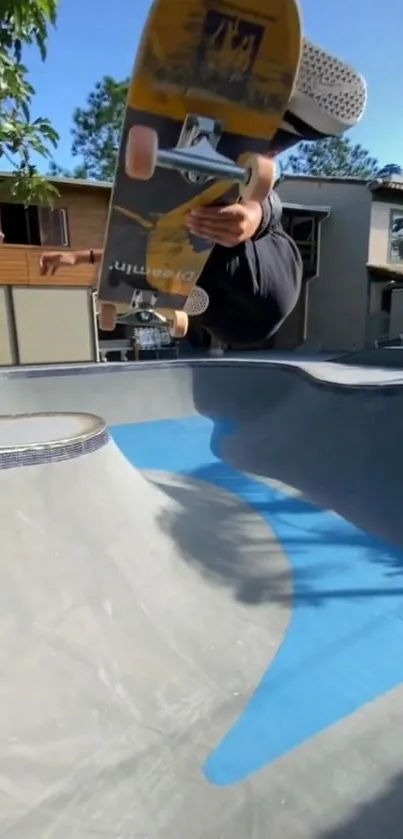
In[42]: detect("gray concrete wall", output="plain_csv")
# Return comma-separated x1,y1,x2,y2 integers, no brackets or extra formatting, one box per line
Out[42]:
278,178,372,351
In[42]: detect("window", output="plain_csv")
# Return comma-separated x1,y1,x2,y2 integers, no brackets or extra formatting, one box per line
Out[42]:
388,210,403,263
0,203,69,247
38,206,69,247
284,213,318,273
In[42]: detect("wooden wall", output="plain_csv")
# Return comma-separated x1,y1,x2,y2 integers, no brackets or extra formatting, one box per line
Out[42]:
0,184,111,288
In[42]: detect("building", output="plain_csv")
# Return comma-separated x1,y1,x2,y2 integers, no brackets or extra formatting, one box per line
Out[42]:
277,174,403,352
1,171,403,364
0,175,109,365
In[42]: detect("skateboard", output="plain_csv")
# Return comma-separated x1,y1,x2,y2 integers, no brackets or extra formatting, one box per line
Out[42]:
97,0,303,336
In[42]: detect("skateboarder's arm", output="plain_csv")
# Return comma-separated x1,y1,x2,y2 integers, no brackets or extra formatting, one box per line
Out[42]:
186,201,264,247
39,248,103,276
252,192,283,240
70,249,103,266
194,195,303,345
186,193,283,247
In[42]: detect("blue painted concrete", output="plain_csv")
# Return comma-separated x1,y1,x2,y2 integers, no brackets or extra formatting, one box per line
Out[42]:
111,416,403,785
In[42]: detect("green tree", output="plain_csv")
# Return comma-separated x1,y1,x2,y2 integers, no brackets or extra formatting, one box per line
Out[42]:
48,160,89,180
66,75,128,181
0,0,60,204
286,136,380,179
377,164,403,179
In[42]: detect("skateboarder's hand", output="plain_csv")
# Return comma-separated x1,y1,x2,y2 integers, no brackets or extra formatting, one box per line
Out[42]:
39,251,77,276
185,201,262,248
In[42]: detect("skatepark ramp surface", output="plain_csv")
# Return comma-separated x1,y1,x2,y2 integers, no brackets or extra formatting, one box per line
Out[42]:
2,357,403,838
337,345,403,368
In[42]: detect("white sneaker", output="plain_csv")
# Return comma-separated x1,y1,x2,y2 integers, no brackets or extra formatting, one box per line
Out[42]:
280,40,367,141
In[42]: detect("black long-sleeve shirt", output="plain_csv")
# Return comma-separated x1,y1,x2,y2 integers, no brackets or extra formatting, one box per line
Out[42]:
198,192,303,345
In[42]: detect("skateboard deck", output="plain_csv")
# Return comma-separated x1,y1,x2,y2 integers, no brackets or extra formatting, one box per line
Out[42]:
97,0,302,336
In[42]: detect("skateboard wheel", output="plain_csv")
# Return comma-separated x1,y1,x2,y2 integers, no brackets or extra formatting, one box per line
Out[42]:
125,125,158,180
240,155,276,203
98,302,117,332
169,311,188,339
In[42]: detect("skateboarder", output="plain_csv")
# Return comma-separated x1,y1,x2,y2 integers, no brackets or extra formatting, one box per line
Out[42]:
39,193,302,346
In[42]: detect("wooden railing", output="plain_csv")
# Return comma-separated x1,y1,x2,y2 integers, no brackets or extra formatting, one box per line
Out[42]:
0,245,97,287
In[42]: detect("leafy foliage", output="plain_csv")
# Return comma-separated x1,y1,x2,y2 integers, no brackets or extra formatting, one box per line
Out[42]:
287,136,380,179
48,160,89,180
0,0,60,205
377,164,403,179
67,75,129,181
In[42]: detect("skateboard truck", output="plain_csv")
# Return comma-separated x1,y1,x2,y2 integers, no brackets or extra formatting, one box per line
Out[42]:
167,114,243,186
130,289,159,311
126,114,275,202
174,115,222,185
122,290,171,327
106,289,173,330
119,308,167,327
99,282,209,336
159,139,247,185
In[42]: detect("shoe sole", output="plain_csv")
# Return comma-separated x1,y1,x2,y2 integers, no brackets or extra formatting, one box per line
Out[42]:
184,287,210,316
284,40,367,138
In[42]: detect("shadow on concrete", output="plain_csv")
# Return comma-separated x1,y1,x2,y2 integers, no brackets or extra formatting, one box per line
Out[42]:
149,472,293,607
319,768,403,839
150,465,403,608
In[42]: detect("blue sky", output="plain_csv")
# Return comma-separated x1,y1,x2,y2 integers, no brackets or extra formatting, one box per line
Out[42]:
23,0,402,174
